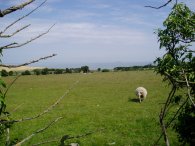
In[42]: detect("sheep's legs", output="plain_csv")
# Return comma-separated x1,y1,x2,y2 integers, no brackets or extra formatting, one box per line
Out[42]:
139,95,141,103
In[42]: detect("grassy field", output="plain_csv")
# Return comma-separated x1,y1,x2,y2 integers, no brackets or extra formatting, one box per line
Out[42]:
3,70,180,145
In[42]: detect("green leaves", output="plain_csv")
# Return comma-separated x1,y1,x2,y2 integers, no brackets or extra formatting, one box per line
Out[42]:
0,78,6,115
172,95,182,104
0,78,6,88
155,3,195,85
155,3,195,145
158,3,195,51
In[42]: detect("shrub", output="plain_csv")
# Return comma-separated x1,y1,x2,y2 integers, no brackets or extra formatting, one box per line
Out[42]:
102,69,110,72
33,69,41,75
8,71,13,76
1,70,8,77
21,70,31,75
41,68,49,75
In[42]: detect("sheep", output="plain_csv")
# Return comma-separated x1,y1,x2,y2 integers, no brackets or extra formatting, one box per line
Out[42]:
135,87,147,103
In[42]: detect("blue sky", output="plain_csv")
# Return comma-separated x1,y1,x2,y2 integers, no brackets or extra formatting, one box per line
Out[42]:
0,0,194,68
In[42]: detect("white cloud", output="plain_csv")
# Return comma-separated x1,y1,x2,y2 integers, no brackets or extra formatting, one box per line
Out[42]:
1,0,168,67
1,18,160,64
46,0,63,3
14,20,149,46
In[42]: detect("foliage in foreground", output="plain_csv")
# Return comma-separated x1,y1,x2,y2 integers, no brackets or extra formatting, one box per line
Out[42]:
155,3,195,145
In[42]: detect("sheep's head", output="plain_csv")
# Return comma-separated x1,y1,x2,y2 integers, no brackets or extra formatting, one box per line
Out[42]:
140,94,144,98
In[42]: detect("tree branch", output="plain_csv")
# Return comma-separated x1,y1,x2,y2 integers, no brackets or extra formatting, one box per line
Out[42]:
162,86,177,118
166,97,189,129
164,71,195,85
0,54,57,68
32,132,93,146
179,39,195,44
32,129,104,146
0,43,18,50
14,117,63,146
0,0,35,17
159,109,170,146
6,128,10,146
0,0,47,35
145,0,173,9
154,89,190,146
3,75,21,99
0,24,31,38
154,69,195,146
0,24,55,50
11,103,24,113
0,80,80,124
154,86,176,146
182,69,195,107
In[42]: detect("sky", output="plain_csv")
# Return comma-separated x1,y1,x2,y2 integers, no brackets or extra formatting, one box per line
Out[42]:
0,0,195,69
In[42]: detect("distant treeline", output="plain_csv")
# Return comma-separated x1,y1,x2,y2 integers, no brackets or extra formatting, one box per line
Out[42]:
114,64,156,71
0,66,90,77
33,67,86,75
1,64,156,77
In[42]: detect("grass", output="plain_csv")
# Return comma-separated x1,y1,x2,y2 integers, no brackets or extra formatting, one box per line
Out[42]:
3,70,180,145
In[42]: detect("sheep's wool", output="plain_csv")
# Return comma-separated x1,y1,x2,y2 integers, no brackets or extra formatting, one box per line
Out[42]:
135,87,147,100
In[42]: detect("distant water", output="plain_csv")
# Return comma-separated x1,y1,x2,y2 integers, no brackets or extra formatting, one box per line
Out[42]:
32,61,152,70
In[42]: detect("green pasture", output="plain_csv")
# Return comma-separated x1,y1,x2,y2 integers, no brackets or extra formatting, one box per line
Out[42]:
3,70,180,145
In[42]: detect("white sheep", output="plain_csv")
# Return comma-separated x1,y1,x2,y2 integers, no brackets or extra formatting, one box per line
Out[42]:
135,87,147,103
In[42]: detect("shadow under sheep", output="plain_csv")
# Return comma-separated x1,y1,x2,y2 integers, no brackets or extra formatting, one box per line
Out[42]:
128,97,140,103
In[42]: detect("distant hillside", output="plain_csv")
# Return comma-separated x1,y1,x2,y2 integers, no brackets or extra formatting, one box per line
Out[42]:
0,66,44,72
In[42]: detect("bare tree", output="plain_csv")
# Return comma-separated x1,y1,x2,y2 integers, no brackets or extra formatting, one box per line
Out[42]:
0,1,94,145
0,1,64,145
